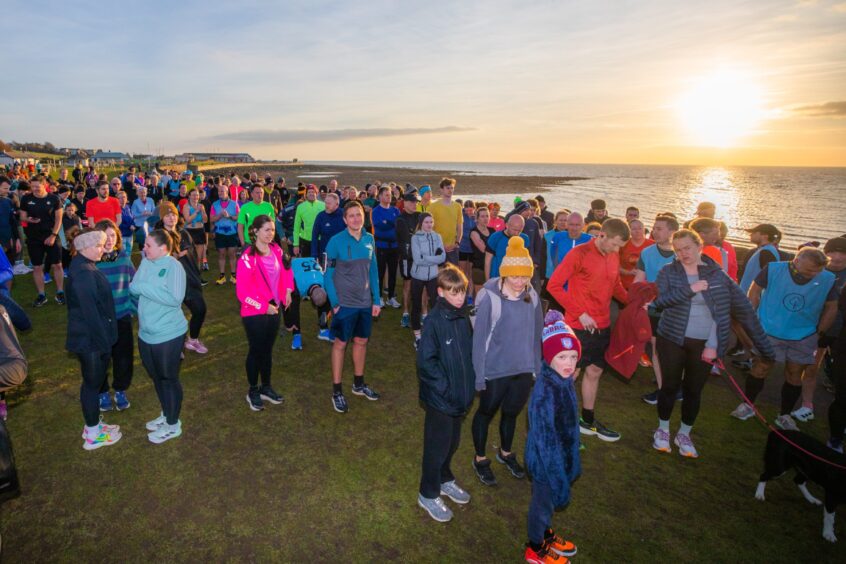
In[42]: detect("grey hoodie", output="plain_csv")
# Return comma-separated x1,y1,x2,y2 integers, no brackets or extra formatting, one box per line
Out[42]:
411,230,446,281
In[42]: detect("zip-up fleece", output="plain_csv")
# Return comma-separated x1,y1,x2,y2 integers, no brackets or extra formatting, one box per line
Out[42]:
236,243,295,317
129,254,187,345
324,229,380,308
411,231,446,281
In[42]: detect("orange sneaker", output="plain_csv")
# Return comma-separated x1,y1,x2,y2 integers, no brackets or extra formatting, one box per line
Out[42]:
639,353,653,367
524,545,568,564
544,530,577,557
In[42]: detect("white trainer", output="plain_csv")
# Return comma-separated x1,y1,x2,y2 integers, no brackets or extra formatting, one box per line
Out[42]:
790,406,814,422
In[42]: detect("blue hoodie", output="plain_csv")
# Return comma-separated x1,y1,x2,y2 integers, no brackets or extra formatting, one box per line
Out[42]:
311,208,346,260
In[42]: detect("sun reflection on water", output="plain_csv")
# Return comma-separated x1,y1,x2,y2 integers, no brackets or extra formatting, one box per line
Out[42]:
687,167,741,239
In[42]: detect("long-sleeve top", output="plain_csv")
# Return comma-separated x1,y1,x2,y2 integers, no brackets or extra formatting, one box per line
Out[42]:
410,231,446,281
66,254,117,354
118,205,134,238
129,255,187,345
293,199,325,245
371,205,400,249
311,208,346,260
131,197,156,228
395,211,420,261
324,229,380,308
236,244,295,317
547,239,628,330
96,251,137,321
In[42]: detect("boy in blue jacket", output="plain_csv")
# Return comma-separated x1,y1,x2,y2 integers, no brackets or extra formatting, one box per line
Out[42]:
524,310,582,564
416,264,476,523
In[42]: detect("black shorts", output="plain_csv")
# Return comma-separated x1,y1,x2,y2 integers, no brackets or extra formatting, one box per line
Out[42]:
574,327,611,369
215,233,240,249
27,237,61,268
399,258,413,280
459,251,474,262
187,227,206,246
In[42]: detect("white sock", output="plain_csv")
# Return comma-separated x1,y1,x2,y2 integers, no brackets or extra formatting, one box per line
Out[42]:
658,419,670,432
85,424,100,437
679,423,692,436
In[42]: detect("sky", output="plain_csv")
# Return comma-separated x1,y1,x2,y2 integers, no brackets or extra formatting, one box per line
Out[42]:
3,0,845,166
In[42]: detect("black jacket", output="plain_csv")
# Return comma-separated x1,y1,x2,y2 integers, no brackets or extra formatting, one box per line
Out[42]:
396,210,420,261
417,298,476,417
65,254,117,354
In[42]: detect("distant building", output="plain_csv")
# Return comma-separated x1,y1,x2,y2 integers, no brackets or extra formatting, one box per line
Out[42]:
0,152,16,167
178,152,255,163
90,151,131,164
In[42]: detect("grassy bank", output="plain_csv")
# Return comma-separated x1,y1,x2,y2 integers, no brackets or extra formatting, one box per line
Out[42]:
0,251,842,562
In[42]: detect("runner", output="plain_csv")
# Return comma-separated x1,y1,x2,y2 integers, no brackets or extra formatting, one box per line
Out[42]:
183,189,208,274
0,177,20,270
210,184,240,284
428,178,463,266
506,201,544,291
371,186,401,308
324,201,381,413
619,219,653,290
485,214,529,280
547,218,630,442
487,202,505,231
535,195,555,231
293,185,325,258
237,184,275,248
458,200,477,297
85,180,121,225
310,192,345,266
19,175,65,307
625,206,640,223
584,199,608,225
417,185,433,213
396,191,421,328
469,205,492,294
410,213,446,349
130,185,156,249
689,218,728,272
683,201,716,228
548,213,592,274
543,211,568,279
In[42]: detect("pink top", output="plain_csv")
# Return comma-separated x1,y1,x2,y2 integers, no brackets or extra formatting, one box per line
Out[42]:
236,243,295,317
488,216,505,231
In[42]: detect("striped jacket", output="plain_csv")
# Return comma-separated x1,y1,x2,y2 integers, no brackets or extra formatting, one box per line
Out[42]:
95,251,137,320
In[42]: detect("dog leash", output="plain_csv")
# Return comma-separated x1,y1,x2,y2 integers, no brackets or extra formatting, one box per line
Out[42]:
710,358,846,471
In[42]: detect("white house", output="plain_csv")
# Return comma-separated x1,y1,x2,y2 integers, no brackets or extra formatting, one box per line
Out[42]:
90,151,131,164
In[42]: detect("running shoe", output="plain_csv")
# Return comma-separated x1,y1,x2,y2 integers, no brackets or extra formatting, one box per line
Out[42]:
440,480,471,504
472,458,497,486
544,530,577,558
386,297,401,308
12,262,31,275
98,392,113,412
148,421,182,444
229,275,236,284
114,391,130,411
351,383,380,400
730,402,755,421
317,329,332,342
827,438,844,454
202,262,209,271
83,424,122,451
524,545,568,564
652,428,671,453
791,406,814,422
414,337,421,351
728,346,747,357
32,294,48,308
43,273,52,284
145,413,166,431
54,291,65,305
291,333,303,350
578,418,621,442
259,385,284,405
642,390,658,405
246,388,265,411
417,494,453,522
199,278,208,287
63,268,69,278
81,416,120,439
0,400,7,421
638,353,652,367
674,433,699,458
332,391,349,413
775,414,799,432
216,274,226,285
400,313,410,328
495,449,526,479
185,338,208,354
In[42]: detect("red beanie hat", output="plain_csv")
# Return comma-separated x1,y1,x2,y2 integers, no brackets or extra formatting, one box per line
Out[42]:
542,310,581,365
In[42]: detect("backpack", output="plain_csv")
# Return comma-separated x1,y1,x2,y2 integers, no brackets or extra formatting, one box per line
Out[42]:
472,278,539,353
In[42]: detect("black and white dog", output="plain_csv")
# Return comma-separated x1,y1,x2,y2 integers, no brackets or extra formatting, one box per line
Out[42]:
755,430,846,543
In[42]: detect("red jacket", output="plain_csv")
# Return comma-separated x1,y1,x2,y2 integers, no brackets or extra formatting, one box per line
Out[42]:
548,239,628,330
605,282,658,378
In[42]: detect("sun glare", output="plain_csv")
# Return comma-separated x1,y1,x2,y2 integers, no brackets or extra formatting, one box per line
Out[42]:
676,69,766,148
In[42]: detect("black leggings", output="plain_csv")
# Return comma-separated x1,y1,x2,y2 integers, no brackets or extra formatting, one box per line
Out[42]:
471,373,534,457
243,313,281,388
139,336,184,425
101,316,133,393
527,480,555,545
410,278,438,331
283,288,331,334
656,335,711,426
376,247,398,299
78,350,111,427
419,405,463,498
184,292,207,340
828,331,846,439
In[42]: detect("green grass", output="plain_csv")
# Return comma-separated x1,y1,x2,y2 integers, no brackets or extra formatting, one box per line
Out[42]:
1,252,844,562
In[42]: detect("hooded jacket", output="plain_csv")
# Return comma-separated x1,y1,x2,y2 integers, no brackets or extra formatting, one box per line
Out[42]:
66,254,118,354
605,281,657,378
417,298,476,417
410,231,446,281
236,243,295,317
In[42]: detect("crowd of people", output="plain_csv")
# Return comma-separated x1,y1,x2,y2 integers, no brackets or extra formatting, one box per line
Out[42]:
1,162,846,562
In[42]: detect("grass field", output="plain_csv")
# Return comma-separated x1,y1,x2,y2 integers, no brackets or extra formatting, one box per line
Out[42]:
1,251,844,562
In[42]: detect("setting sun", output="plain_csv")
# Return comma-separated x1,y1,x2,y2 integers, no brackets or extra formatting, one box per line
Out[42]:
675,69,766,148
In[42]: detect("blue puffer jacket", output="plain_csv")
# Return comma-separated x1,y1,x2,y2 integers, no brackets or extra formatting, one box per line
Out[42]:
654,256,774,359
525,362,581,508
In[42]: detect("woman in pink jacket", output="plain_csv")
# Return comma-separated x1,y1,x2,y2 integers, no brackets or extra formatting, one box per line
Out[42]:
236,215,295,412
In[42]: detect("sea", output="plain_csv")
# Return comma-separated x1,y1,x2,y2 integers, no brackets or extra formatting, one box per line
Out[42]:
313,161,846,250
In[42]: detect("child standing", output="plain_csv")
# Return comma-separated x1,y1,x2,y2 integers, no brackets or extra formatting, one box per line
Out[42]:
416,265,475,522
524,310,582,564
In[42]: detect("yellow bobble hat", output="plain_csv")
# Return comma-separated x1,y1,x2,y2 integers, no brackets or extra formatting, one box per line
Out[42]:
499,236,534,278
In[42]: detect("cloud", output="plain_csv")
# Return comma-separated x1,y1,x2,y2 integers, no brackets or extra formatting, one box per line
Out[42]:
200,126,476,145
789,101,846,117
834,2,846,12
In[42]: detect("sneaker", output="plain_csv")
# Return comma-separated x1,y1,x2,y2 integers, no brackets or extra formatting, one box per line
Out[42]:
229,275,236,284
652,428,671,453
43,273,52,284
524,545,567,564
413,337,421,351
674,433,699,458
473,458,497,486
184,338,208,354
332,391,349,413
216,274,226,285
54,291,66,305
642,390,658,405
81,417,121,438
114,391,130,411
291,334,303,350
400,313,410,328
417,494,453,522
579,418,621,442
775,414,800,432
730,402,756,421
544,530,577,558
63,268,69,278
386,297,401,308
0,400,7,421
791,406,814,422
145,413,166,431
317,329,332,342
200,278,209,287
12,262,31,275
83,424,122,451
731,359,753,371
728,346,747,357
495,449,526,479
98,392,113,412
259,385,284,405
440,480,471,504
148,420,182,444
246,388,265,411
202,262,209,271
351,383,380,401
827,438,844,454
638,353,652,367
32,294,48,308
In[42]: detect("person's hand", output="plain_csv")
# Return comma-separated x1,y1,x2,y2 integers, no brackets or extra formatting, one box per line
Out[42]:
284,288,293,309
27,217,41,224
14,240,21,254
372,305,381,317
293,246,300,256
578,312,597,332
690,280,709,293
45,234,57,246
701,347,718,362
266,304,279,315
333,306,340,315
434,247,444,255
